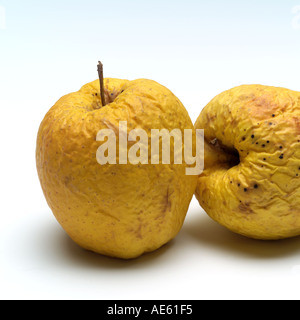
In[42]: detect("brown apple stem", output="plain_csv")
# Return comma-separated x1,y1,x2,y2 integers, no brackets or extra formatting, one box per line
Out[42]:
97,61,106,107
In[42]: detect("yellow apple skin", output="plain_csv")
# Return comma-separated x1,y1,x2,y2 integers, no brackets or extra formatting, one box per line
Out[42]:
195,84,300,240
36,78,197,259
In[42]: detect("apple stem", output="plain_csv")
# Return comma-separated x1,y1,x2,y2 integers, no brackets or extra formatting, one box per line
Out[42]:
97,61,106,107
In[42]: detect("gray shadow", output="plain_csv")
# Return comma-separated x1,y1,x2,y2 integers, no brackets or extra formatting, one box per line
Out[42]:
183,208,300,259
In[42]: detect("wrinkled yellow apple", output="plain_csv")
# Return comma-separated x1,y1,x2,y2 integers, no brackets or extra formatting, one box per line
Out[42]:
195,84,300,240
36,78,197,259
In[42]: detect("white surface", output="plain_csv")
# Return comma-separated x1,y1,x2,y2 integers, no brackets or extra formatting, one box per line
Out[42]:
2,197,300,300
1,1,300,300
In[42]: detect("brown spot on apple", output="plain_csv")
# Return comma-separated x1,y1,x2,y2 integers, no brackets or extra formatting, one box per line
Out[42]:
239,202,254,215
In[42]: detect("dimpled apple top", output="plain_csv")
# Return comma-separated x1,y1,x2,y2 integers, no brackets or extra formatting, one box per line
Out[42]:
195,84,300,240
36,78,197,259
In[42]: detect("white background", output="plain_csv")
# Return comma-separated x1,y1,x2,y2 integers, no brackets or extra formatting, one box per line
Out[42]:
1,0,300,300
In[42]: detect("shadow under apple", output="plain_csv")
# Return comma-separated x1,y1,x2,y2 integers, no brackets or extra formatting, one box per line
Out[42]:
183,207,300,260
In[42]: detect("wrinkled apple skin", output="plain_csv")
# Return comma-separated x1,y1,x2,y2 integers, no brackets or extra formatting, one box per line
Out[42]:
195,85,300,240
36,78,197,259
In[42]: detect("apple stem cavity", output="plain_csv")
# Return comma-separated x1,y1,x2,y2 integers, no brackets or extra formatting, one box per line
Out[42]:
97,61,106,107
